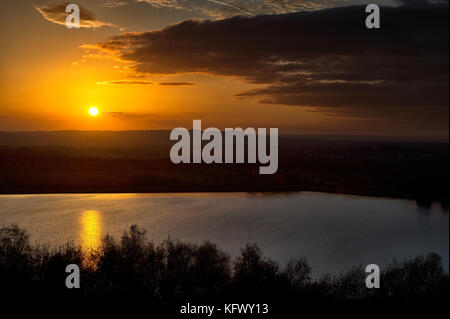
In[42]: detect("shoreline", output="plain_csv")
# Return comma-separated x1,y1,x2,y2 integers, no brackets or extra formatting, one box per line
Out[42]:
0,187,447,208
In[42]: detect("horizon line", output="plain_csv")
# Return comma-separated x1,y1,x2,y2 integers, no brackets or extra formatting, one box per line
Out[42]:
0,130,448,142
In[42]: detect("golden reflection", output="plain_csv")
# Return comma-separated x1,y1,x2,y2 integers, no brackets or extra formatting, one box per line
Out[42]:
79,210,103,269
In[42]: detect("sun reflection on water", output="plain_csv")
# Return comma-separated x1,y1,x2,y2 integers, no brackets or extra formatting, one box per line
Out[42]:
79,210,103,269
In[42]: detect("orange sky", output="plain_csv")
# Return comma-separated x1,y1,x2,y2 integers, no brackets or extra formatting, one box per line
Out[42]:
0,0,448,137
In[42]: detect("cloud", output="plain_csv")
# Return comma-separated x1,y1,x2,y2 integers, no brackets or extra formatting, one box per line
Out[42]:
103,111,126,116
138,0,354,18
158,82,195,86
87,1,448,123
82,1,448,135
97,80,153,85
102,111,159,119
101,111,196,127
35,4,117,28
97,80,195,85
100,0,131,7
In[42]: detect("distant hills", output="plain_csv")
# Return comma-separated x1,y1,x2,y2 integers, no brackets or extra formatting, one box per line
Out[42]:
0,131,446,148
0,131,447,207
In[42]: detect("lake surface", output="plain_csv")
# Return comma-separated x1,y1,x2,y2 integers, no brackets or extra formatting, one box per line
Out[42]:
0,192,448,276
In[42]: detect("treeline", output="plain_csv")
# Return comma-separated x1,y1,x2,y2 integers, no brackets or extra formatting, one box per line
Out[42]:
0,137,448,207
0,224,447,308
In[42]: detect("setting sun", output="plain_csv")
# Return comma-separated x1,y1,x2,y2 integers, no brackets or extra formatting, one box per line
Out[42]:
89,107,99,116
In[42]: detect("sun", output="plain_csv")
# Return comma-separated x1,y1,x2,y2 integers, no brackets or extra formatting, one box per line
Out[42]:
89,107,99,116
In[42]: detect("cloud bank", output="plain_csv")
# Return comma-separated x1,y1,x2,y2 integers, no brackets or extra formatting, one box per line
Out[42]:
35,4,116,28
81,1,448,134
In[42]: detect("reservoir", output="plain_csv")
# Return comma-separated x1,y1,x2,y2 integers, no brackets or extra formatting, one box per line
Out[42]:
0,192,447,276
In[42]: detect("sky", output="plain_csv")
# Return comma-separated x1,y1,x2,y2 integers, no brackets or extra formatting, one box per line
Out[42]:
0,0,448,137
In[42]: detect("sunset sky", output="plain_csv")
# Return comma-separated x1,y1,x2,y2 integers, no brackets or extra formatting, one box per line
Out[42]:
0,0,448,136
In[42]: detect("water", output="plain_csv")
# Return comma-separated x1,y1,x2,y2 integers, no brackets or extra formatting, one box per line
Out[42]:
0,192,448,276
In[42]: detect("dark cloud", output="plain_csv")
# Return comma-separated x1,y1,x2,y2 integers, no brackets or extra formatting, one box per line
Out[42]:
97,80,152,85
103,111,125,116
97,80,195,86
35,3,116,28
88,2,448,128
158,82,195,86
397,0,448,5
102,111,156,118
